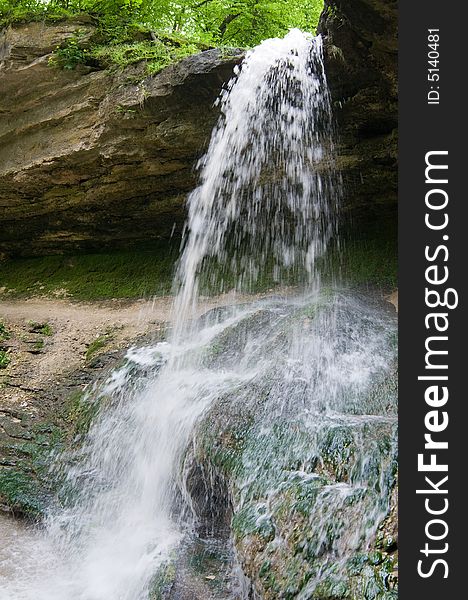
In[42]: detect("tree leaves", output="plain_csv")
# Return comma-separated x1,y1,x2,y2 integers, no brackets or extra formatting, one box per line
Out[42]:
0,0,324,47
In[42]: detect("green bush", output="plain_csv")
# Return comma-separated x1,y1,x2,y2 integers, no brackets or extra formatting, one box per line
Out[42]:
50,34,90,69
91,37,200,73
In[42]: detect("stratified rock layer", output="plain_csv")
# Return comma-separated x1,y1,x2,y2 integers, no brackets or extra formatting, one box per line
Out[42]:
0,21,242,256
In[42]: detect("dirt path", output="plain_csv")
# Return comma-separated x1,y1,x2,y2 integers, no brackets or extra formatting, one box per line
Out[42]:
0,296,203,417
0,298,171,402
0,294,241,413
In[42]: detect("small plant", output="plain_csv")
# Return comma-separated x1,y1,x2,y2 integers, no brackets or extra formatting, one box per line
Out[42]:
49,34,89,70
85,334,112,361
28,321,53,336
116,105,137,115
0,322,10,341
91,38,200,75
0,349,11,369
33,339,44,351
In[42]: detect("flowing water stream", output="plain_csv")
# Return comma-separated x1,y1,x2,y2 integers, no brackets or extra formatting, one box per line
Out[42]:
0,30,397,599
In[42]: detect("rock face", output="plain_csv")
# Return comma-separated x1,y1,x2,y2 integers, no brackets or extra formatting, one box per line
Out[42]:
319,0,397,224
0,21,243,257
0,300,167,516
0,1,397,256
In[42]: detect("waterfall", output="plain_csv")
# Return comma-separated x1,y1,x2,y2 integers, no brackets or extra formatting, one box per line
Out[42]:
173,29,337,338
0,30,396,600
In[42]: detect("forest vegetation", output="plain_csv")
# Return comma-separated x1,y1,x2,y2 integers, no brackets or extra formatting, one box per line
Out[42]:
0,0,324,72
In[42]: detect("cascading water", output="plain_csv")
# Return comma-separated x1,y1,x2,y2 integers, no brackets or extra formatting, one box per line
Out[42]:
172,29,338,335
0,29,397,600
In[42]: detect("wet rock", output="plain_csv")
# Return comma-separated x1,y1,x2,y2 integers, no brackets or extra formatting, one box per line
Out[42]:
319,0,397,226
187,293,398,599
0,292,398,597
0,329,159,517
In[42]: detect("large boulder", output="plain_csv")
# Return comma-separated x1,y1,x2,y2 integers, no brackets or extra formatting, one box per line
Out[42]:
185,291,398,599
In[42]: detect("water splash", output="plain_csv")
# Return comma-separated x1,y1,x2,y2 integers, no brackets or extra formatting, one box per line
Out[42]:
0,294,396,600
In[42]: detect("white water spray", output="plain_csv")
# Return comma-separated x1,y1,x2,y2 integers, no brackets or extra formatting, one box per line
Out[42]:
173,29,338,336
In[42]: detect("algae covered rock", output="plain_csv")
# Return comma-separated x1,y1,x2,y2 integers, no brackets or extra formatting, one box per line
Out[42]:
187,291,398,599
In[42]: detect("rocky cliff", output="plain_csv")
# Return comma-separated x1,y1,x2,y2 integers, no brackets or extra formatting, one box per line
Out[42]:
0,0,397,257
0,21,243,257
320,0,397,224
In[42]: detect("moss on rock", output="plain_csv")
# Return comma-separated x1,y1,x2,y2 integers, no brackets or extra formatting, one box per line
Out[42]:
187,293,398,599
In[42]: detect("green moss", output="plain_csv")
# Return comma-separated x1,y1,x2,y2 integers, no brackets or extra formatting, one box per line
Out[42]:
324,227,397,290
0,322,10,341
149,558,177,600
194,374,397,598
0,245,177,301
196,230,397,296
0,421,66,517
318,425,355,480
0,469,47,516
0,230,396,302
0,386,102,516
232,505,275,541
42,15,211,75
33,338,44,351
0,323,11,368
91,36,202,75
65,387,115,444
0,4,72,27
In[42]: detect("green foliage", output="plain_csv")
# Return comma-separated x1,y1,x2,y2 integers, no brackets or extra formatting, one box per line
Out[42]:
66,389,100,437
1,1,324,49
0,349,10,368
175,0,324,47
0,469,46,516
50,33,90,69
0,323,11,368
85,333,112,361
2,0,323,73
0,322,10,341
92,37,201,74
28,321,53,336
33,339,45,351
